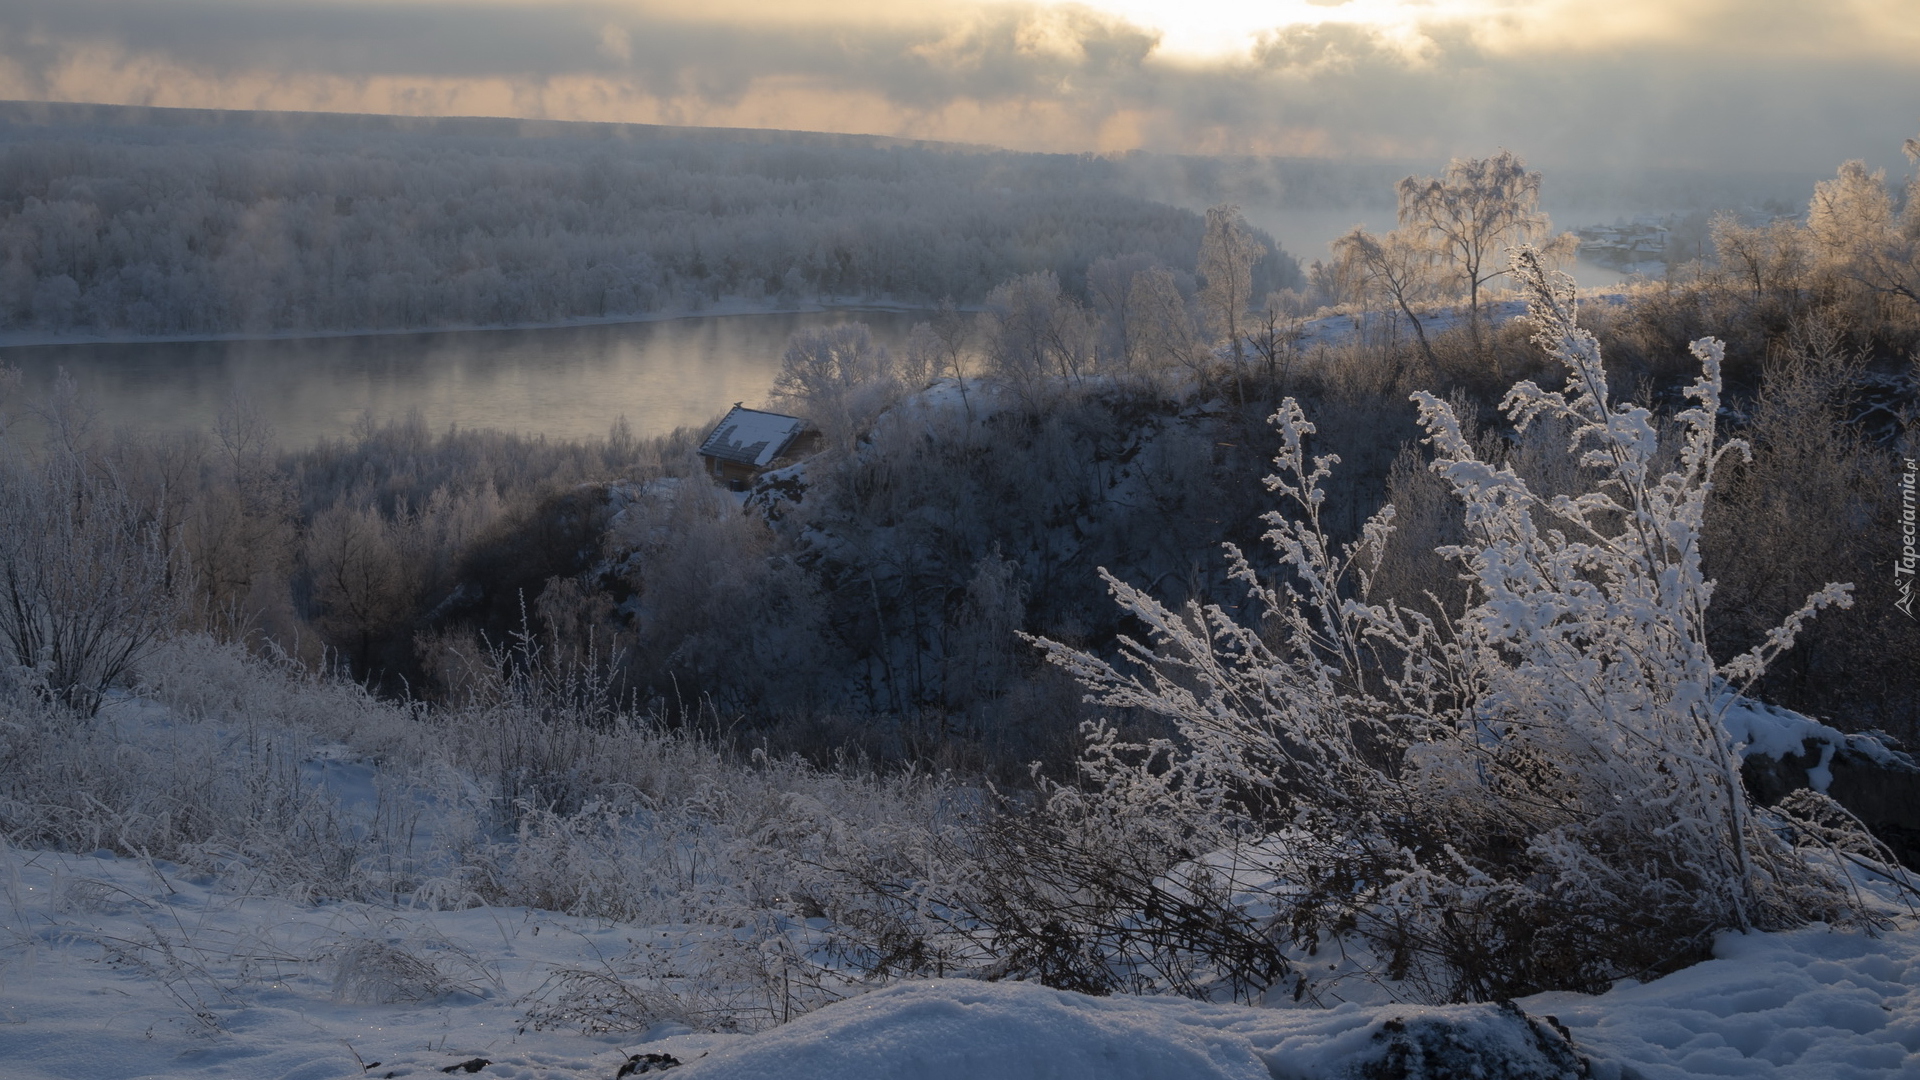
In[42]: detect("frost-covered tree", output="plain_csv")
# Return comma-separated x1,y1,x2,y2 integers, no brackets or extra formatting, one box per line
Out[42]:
0,440,176,715
1125,266,1206,380
187,399,300,640
305,499,412,674
0,115,1250,335
1807,148,1920,313
1329,225,1440,369
771,323,899,449
1085,252,1161,373
1028,249,1859,1002
898,323,941,388
979,271,1097,404
1397,152,1563,345
1709,211,1810,302
1197,205,1267,360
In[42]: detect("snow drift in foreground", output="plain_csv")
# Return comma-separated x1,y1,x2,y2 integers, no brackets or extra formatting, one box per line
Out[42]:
680,925,1920,1080
1,845,1913,1080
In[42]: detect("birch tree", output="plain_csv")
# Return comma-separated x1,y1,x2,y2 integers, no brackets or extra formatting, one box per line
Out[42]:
1397,151,1561,346
1197,205,1267,360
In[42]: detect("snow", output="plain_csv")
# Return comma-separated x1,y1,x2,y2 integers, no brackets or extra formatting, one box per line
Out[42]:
1721,692,1853,762
903,377,999,421
583,919,1920,1080
1531,924,1920,1080
2,651,1914,1080
677,981,1270,1080
697,406,810,468
1718,688,1913,779
0,846,741,1080
3,839,1914,1079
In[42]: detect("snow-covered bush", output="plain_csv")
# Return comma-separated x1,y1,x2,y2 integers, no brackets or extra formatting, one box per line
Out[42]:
0,442,177,715
326,920,499,1005
1025,248,1860,1002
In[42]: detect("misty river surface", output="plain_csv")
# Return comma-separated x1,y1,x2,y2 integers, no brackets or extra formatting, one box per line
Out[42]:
0,308,923,448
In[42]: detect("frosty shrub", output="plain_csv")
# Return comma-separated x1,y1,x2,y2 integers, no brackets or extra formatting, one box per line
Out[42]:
522,963,695,1035
327,920,499,1004
1026,248,1858,1002
0,448,176,715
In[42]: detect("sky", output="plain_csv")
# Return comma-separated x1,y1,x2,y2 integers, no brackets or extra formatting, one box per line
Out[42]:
1,0,1916,172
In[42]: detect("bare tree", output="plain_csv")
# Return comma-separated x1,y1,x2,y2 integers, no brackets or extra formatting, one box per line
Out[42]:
305,500,412,676
1196,205,1267,360
773,323,890,402
929,299,976,422
29,368,99,465
771,322,898,449
1396,151,1559,345
1242,295,1305,390
1710,212,1810,302
1330,226,1440,371
898,323,940,388
942,550,1028,716
979,272,1096,405
1125,267,1207,379
1085,252,1159,373
178,398,299,640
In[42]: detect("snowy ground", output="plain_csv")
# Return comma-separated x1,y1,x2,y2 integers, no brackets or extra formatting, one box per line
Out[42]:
3,840,1913,1080
0,846,739,1080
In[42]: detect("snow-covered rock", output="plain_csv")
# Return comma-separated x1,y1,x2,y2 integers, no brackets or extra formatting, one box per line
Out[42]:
1724,693,1920,867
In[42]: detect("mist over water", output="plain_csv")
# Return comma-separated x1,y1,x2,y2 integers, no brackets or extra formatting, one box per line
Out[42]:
1,309,922,449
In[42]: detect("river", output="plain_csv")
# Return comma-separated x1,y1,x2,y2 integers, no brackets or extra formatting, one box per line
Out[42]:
0,308,924,449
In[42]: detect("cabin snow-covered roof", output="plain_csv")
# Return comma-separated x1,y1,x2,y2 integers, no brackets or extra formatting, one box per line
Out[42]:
698,405,811,468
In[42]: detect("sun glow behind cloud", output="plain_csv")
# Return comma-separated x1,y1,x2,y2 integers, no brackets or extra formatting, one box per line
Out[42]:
1068,0,1920,62
1067,0,1452,61
0,0,1914,168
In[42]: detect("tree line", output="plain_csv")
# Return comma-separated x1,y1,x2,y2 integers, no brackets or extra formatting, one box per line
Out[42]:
0,111,1299,335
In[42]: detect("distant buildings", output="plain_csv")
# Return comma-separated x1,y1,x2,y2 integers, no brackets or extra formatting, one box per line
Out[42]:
1574,217,1672,270
1574,206,1806,275
697,404,818,489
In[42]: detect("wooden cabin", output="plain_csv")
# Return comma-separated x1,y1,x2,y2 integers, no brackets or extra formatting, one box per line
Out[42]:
697,404,818,489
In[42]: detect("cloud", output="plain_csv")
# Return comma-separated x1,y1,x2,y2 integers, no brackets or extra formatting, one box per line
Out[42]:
0,0,1913,172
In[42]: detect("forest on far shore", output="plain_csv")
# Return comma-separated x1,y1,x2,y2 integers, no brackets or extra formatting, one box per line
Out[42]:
0,102,1301,335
